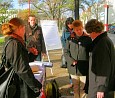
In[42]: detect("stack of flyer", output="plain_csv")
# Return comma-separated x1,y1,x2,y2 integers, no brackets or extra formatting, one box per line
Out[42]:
29,61,45,83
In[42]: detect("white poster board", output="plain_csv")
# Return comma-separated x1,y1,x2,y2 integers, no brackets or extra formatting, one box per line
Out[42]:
40,20,62,50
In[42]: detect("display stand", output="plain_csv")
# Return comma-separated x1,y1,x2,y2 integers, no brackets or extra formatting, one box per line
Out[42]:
40,20,62,75
29,61,53,98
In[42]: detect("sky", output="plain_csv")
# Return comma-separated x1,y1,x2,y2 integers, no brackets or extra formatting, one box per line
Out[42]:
12,0,28,9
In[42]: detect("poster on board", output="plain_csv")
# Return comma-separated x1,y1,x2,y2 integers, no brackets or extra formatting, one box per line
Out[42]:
40,20,62,50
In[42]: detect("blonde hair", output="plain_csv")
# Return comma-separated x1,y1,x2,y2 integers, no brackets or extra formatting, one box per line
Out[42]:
1,17,25,35
2,23,17,35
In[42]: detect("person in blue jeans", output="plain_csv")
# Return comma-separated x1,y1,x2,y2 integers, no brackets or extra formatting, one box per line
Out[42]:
61,17,74,48
61,17,74,92
25,15,46,62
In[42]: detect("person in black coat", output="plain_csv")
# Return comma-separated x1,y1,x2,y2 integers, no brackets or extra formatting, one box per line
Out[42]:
64,20,92,98
1,17,42,98
85,19,115,98
25,15,46,62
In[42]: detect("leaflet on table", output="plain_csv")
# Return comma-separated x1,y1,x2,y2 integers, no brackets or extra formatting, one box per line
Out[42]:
29,61,43,66
29,61,45,82
42,62,53,67
29,61,53,67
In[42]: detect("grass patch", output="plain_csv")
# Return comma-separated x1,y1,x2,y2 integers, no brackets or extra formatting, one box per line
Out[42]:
0,37,5,46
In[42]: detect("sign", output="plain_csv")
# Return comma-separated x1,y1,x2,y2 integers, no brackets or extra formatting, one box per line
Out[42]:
40,20,62,50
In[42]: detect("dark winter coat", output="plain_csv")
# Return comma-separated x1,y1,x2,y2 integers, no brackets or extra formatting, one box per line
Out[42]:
25,24,46,54
4,37,42,98
64,32,92,75
88,32,115,98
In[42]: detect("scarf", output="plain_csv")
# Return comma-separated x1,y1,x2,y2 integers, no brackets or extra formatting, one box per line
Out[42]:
10,33,25,46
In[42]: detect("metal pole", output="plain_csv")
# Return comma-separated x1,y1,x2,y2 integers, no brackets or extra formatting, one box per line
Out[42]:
74,0,79,20
104,2,109,31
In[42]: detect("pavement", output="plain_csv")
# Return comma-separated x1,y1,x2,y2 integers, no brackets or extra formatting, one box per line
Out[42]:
0,33,115,98
44,49,86,98
44,48,115,98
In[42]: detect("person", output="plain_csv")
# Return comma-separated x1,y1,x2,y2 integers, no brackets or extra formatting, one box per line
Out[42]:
64,20,92,98
85,19,115,98
1,17,42,98
61,17,74,89
24,14,46,62
61,17,74,48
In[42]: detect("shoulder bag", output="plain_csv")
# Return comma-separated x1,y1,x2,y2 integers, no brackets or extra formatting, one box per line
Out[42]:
0,39,16,98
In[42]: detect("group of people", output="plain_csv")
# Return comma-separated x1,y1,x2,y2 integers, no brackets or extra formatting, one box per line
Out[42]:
0,14,115,98
1,15,46,98
61,17,115,98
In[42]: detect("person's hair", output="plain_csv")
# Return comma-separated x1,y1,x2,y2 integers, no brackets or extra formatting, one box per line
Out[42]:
28,14,36,18
1,17,25,35
65,17,74,31
72,20,83,28
85,19,104,34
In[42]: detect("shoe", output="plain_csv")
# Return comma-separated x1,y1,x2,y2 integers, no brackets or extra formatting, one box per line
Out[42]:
70,90,74,95
69,86,74,95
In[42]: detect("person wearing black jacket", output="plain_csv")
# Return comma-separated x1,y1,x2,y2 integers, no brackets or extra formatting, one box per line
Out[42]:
85,19,115,98
1,17,42,98
25,15,46,62
64,20,92,98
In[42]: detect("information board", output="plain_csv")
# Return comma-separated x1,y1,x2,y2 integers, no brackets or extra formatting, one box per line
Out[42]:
40,20,62,50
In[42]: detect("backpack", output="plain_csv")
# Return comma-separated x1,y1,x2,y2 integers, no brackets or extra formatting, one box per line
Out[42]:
45,79,61,98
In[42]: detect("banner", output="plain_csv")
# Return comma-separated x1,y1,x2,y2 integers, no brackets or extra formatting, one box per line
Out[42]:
40,20,62,50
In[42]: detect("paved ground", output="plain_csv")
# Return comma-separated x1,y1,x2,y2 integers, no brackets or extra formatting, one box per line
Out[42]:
44,49,74,97
43,49,90,98
44,49,115,98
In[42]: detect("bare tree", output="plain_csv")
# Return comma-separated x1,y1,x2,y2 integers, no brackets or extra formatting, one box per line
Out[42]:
80,0,105,24
18,0,105,30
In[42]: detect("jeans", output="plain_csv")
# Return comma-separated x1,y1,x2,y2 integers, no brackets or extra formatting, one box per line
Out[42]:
36,53,42,61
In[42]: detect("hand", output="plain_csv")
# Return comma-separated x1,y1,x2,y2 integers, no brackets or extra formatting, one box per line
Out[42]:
71,61,77,67
29,47,38,55
42,53,46,56
72,61,77,65
34,88,41,97
97,92,104,98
